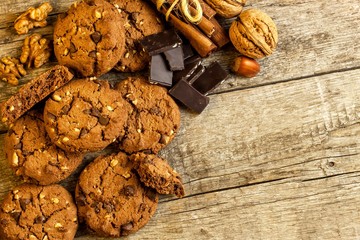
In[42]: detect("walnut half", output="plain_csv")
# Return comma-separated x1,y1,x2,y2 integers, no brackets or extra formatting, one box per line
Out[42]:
14,2,53,35
0,57,27,86
20,33,52,69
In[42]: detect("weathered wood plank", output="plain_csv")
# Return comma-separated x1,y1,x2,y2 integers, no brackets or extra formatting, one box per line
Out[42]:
101,174,360,240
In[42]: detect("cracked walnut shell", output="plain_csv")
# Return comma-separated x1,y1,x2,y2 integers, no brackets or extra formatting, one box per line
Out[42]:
203,0,246,18
229,8,278,59
14,2,53,35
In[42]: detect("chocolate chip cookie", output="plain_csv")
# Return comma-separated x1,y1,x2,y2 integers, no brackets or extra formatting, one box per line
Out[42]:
43,79,130,153
75,152,158,237
131,152,185,198
116,77,181,153
108,0,164,72
4,110,84,185
0,184,78,240
53,0,125,77
0,65,73,127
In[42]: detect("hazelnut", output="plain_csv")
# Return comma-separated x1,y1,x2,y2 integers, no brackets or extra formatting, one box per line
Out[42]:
203,0,246,18
229,9,278,59
231,56,260,78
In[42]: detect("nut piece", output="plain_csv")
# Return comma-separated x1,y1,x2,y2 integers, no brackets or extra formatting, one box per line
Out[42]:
0,57,27,86
229,8,278,59
231,56,260,78
14,2,53,35
203,0,246,18
20,33,52,68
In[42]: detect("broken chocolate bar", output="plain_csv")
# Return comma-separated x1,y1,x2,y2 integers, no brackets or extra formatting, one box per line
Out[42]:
187,65,205,84
169,79,209,113
149,54,173,87
163,46,184,71
191,62,228,95
173,55,202,84
140,29,183,56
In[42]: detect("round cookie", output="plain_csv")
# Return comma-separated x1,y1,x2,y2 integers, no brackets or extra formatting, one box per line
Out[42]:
54,0,125,77
0,184,78,240
116,77,181,153
75,152,158,237
4,110,84,185
43,79,130,153
108,0,164,72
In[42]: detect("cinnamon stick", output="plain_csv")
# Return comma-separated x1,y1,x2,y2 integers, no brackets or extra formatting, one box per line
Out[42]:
189,7,215,37
167,12,217,57
197,0,217,19
209,17,230,48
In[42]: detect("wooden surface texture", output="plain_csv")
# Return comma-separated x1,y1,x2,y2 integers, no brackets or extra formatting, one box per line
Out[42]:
1,0,360,239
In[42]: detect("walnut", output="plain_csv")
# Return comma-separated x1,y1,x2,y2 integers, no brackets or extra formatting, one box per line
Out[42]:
20,33,52,68
0,57,27,86
203,0,246,18
229,8,278,59
14,2,53,35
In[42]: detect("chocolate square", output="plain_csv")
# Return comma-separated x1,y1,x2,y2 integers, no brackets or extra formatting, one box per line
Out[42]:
169,79,209,113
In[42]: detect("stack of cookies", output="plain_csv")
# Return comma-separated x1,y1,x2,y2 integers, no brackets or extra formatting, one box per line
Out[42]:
0,0,186,239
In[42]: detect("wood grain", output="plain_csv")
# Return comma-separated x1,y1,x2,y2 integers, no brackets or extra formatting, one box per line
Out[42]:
1,0,360,239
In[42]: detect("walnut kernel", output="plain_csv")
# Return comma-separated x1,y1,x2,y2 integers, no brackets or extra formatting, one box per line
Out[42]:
14,2,53,35
0,57,26,86
20,33,52,69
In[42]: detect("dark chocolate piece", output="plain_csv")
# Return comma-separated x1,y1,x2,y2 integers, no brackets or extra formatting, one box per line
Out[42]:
140,29,182,56
149,54,173,87
173,56,202,84
191,62,228,95
182,44,194,60
169,79,209,113
187,65,205,84
163,46,185,71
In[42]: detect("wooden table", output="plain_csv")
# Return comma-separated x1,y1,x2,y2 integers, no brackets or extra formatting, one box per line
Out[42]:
1,0,360,239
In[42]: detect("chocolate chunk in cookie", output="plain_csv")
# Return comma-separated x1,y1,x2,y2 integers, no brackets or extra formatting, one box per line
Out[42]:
43,79,130,153
4,110,84,185
75,152,158,237
0,65,73,127
131,152,185,198
0,184,78,240
54,0,125,77
108,0,164,72
115,77,181,153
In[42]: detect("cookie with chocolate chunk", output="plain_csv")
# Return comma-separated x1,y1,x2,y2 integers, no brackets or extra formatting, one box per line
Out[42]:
0,184,78,240
53,0,125,77
116,77,180,153
0,65,73,127
108,0,164,72
4,109,84,185
131,152,185,198
43,79,130,153
75,152,158,237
